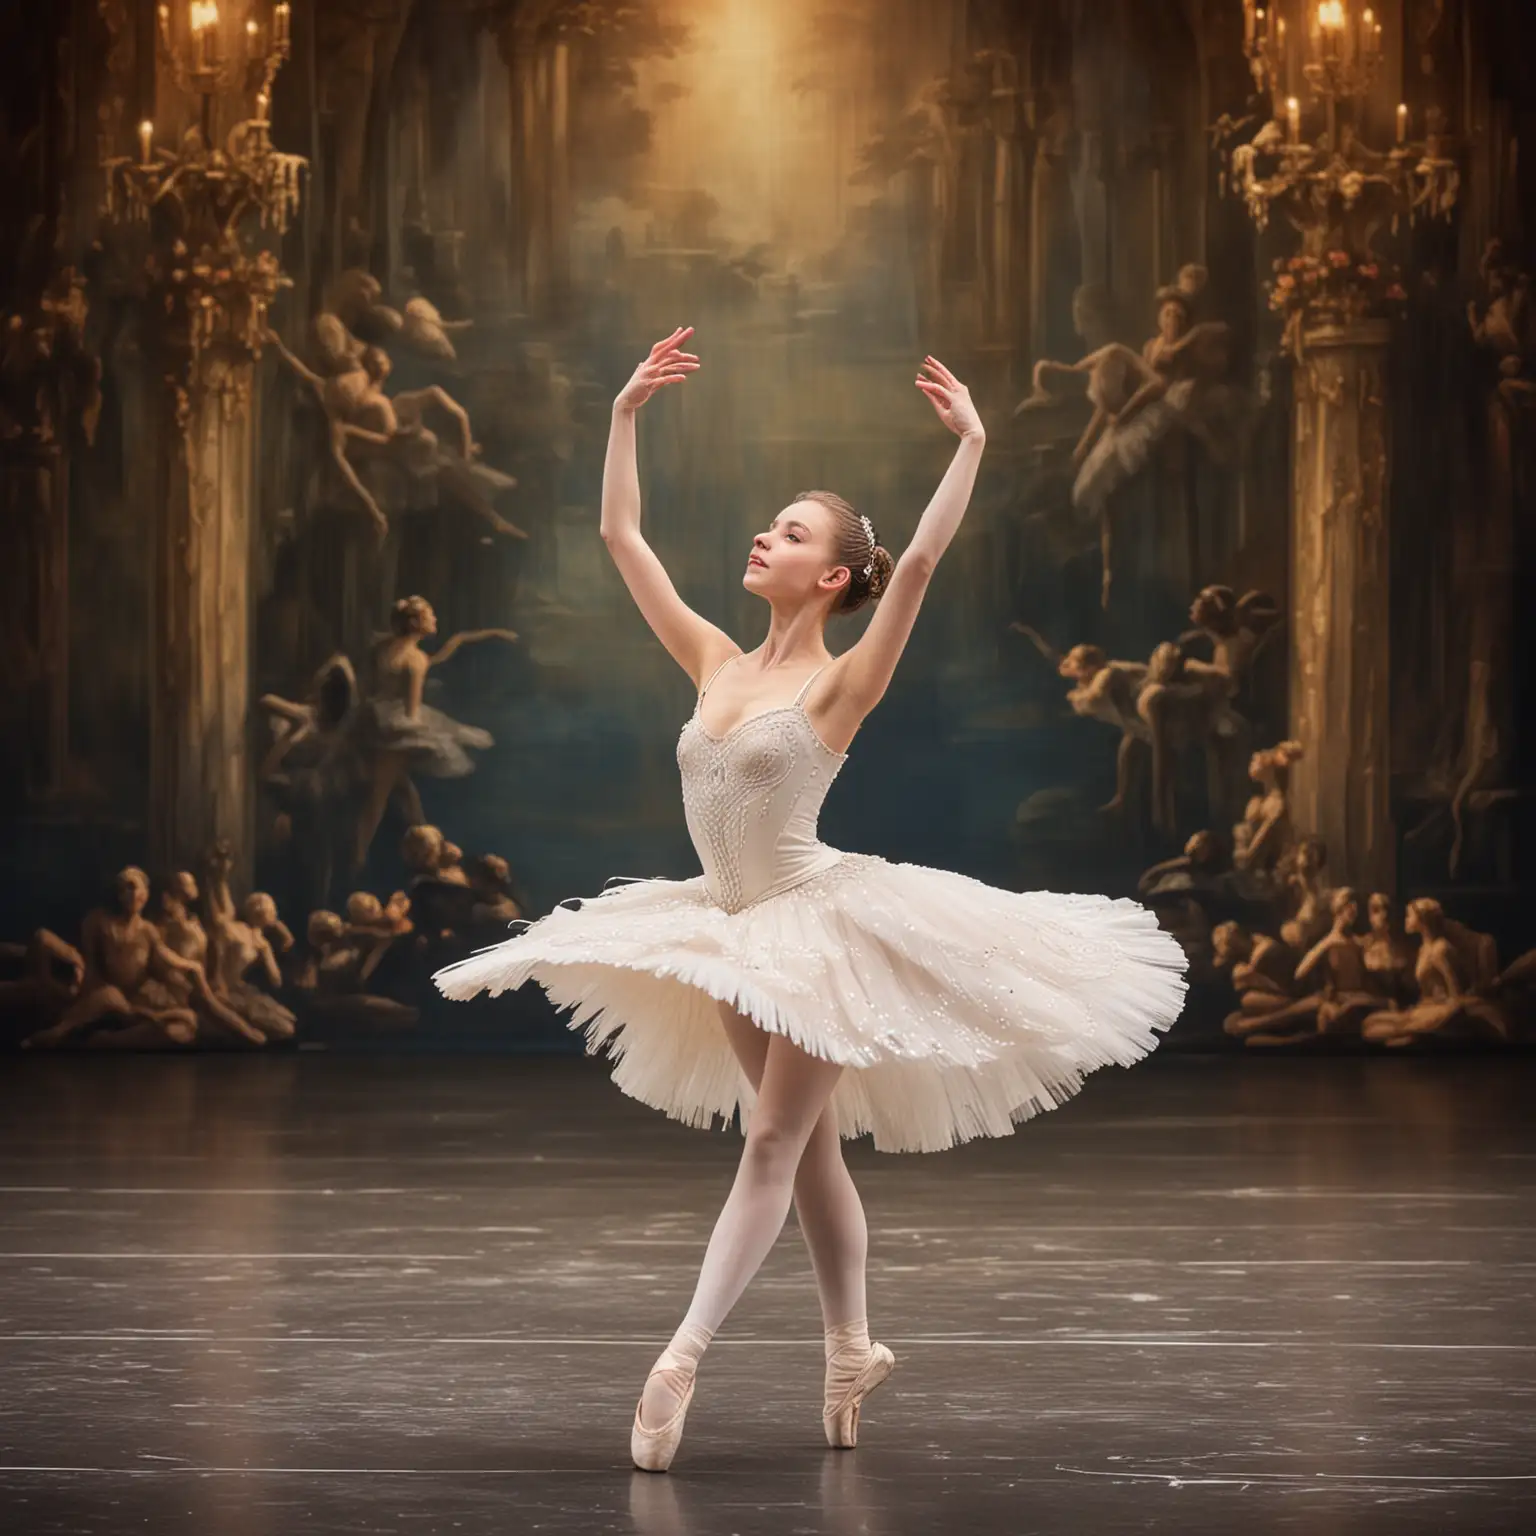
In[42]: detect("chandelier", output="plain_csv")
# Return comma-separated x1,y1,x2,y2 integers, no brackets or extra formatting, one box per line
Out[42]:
99,2,306,363
1221,1,1459,250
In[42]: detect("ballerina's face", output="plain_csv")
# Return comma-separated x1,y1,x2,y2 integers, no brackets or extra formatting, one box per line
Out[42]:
115,868,150,917
1058,644,1105,682
1157,299,1190,343
401,600,438,637
743,499,848,607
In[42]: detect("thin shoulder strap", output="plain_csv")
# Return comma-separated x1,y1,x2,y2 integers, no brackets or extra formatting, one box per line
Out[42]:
793,663,831,708
698,652,739,701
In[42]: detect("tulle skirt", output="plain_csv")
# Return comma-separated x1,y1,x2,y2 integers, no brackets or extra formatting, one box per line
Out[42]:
432,851,1189,1154
1073,377,1197,512
356,698,492,778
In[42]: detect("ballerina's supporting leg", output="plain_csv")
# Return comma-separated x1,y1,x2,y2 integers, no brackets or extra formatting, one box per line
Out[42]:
637,1020,846,1433
716,1002,869,1329
354,751,410,872
717,1006,889,1444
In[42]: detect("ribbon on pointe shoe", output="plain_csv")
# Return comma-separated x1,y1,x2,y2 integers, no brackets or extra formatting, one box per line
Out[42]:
823,1318,874,1418
638,1318,713,1434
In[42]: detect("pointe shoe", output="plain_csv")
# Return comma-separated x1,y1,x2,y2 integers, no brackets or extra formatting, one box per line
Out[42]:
823,1340,896,1448
631,1359,697,1473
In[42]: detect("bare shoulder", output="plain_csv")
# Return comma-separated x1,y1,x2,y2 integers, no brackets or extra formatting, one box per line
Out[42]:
804,651,874,754
687,632,744,693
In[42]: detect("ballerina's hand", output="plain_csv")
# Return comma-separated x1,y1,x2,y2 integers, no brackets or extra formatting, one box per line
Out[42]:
615,326,700,412
915,356,984,440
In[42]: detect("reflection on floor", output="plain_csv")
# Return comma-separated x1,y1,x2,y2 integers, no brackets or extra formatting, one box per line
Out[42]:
1,1052,1533,1535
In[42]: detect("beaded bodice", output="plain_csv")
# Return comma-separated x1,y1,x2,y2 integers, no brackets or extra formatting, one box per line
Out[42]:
676,658,848,914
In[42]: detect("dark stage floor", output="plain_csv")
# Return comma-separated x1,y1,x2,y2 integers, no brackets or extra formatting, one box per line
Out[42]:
1,1052,1533,1535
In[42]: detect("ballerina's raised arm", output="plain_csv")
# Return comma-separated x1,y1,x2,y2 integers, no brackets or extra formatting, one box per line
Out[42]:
599,326,723,684
807,356,986,742
599,329,986,748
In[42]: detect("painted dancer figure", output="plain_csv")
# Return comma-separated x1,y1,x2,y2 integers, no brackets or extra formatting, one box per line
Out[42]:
434,329,1188,1471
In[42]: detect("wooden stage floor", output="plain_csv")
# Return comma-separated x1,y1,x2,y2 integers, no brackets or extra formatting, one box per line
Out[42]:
0,1052,1532,1534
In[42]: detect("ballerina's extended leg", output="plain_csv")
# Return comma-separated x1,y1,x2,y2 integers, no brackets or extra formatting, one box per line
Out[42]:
633,1027,845,1466
716,1002,870,1329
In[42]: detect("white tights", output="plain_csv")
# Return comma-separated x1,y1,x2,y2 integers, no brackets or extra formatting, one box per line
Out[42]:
638,1004,871,1430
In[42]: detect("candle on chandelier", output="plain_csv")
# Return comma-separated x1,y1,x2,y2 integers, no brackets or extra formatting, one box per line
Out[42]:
1245,0,1255,49
275,3,291,47
256,89,270,124
1256,8,1266,47
139,119,153,165
1361,8,1375,56
1286,96,1300,144
1318,1,1344,62
190,2,219,71
1396,102,1409,144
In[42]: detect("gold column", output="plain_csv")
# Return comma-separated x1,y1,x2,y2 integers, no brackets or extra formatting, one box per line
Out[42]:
150,355,257,874
1288,318,1394,893
97,1,305,880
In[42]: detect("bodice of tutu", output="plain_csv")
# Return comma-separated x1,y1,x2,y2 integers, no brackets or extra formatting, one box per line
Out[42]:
675,667,847,915
358,651,493,776
370,657,418,707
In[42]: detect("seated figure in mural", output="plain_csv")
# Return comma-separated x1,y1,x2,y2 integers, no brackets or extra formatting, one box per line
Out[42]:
1361,898,1511,1044
401,822,472,889
1210,919,1319,1042
155,869,269,1045
1137,828,1235,906
266,321,526,544
1361,892,1417,1008
0,929,84,1043
1292,887,1383,1038
1231,740,1303,885
22,868,244,1049
343,890,415,941
351,596,517,872
399,822,479,941
1019,266,1237,605
292,910,419,1031
1276,835,1331,950
209,892,299,1043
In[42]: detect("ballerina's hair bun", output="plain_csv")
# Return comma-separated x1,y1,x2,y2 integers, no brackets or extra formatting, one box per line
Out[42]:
390,594,433,634
791,489,894,615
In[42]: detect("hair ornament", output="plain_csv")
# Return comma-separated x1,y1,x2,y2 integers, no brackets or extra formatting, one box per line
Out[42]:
858,513,876,578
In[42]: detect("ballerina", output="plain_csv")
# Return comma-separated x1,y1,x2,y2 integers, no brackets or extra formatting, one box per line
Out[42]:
350,597,517,872
1019,266,1235,606
432,327,1188,1472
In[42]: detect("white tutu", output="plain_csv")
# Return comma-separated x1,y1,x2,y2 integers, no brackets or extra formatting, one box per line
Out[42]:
1073,376,1197,512
436,656,1188,1153
433,849,1188,1154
